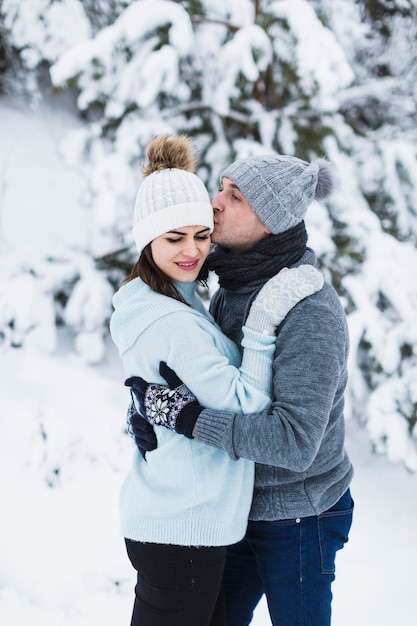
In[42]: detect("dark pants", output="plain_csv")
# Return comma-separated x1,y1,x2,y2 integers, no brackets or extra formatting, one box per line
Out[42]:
125,539,227,626
224,489,354,626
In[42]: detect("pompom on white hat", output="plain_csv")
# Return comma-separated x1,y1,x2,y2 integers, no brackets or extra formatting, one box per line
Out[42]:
132,135,214,254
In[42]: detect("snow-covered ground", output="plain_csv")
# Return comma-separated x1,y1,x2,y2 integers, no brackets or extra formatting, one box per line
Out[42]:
1,99,417,625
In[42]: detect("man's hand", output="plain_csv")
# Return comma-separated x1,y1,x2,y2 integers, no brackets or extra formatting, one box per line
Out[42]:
126,398,157,459
125,362,203,438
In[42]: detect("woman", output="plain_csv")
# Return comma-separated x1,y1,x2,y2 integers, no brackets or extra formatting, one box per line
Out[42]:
110,135,323,626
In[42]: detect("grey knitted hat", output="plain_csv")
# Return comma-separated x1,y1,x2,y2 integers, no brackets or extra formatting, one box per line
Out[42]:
220,154,336,234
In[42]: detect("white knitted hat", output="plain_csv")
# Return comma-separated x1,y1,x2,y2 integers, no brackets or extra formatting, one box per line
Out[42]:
132,136,214,254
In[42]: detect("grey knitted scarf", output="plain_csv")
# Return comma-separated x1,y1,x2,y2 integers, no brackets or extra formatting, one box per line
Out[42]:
208,221,308,290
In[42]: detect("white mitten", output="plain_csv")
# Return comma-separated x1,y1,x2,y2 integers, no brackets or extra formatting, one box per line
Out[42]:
245,266,324,335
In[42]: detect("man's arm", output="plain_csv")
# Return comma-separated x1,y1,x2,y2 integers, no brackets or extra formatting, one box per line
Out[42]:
128,286,348,473
194,295,349,471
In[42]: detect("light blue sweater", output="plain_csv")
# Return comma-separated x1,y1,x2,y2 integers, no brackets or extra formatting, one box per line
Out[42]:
110,278,276,546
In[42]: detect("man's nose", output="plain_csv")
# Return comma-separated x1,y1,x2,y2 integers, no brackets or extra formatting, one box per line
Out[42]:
211,193,222,211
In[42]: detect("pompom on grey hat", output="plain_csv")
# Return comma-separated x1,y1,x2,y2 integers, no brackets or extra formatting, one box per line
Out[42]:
220,154,336,234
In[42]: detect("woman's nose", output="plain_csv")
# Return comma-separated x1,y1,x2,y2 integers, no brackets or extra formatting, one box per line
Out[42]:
182,239,198,256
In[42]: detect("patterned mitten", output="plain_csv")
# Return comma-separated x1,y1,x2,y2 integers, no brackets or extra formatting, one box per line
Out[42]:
126,398,158,459
245,265,324,335
125,362,202,438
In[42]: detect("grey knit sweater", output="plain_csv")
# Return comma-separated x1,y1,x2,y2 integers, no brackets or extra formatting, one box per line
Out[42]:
194,249,354,520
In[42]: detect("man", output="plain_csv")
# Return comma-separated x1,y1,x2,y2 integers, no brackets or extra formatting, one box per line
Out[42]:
128,153,354,626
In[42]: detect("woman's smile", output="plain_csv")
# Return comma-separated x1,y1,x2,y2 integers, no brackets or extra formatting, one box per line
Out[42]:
175,259,199,271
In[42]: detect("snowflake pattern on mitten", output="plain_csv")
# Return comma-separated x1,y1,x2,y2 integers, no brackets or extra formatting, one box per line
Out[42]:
144,383,198,430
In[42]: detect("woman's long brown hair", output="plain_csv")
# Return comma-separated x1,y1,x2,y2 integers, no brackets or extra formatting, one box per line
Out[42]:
124,243,209,306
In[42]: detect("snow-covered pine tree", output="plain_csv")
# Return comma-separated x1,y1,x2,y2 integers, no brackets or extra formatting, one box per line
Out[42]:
311,0,417,470
0,0,416,468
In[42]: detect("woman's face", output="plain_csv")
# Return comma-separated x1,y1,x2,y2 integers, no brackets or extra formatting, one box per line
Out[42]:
151,225,211,282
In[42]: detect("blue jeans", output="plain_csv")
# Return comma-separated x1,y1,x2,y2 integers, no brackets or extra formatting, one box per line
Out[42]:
223,489,354,626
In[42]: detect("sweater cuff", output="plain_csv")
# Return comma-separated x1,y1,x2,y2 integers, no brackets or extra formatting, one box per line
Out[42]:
193,409,239,460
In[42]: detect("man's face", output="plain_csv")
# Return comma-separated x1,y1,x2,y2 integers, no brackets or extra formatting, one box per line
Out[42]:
211,178,271,253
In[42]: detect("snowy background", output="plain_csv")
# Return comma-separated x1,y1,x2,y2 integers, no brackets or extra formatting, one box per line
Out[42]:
1,100,417,626
1,1,417,624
